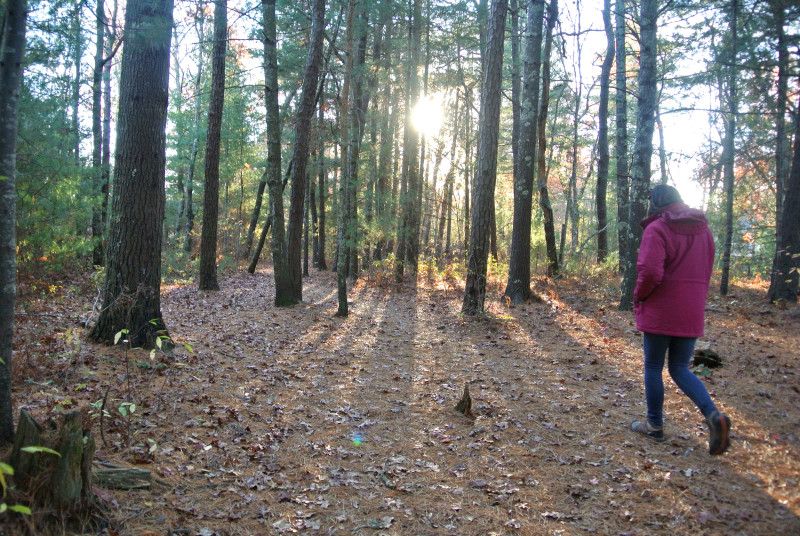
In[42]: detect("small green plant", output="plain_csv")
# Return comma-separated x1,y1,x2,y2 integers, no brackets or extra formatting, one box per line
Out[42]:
1,447,60,515
693,363,711,377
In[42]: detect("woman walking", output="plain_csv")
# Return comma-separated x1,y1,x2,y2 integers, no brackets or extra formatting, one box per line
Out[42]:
630,184,731,455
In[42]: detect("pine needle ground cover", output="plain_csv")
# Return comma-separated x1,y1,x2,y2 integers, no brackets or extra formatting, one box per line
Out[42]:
8,269,799,535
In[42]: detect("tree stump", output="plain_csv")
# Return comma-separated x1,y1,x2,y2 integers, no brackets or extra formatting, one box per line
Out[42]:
455,384,474,417
9,409,95,514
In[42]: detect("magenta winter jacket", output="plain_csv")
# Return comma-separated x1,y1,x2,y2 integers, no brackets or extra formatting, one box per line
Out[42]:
633,203,715,338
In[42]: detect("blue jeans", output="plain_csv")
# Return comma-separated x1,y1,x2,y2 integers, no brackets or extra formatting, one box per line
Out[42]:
643,333,718,427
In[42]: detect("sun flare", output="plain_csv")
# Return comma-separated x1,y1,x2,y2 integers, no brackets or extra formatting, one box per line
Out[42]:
412,95,444,137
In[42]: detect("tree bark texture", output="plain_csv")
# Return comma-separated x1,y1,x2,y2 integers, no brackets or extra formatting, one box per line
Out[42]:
0,0,28,445
199,0,227,291
89,0,174,348
336,0,356,316
504,0,544,304
395,0,423,281
285,0,326,303
719,0,739,296
184,11,206,253
91,0,107,266
462,0,507,315
243,171,268,259
262,0,291,304
538,0,558,277
615,0,629,274
316,93,328,269
767,110,800,302
596,0,614,263
619,0,657,310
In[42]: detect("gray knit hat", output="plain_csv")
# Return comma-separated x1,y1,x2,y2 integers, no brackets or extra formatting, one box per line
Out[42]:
648,184,683,215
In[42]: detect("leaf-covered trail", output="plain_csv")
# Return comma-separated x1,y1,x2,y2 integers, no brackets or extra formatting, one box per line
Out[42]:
11,268,800,535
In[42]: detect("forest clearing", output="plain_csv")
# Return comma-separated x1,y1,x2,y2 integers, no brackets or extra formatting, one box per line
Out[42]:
6,266,799,535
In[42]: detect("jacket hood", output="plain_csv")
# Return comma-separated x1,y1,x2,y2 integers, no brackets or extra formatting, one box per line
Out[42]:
641,203,709,235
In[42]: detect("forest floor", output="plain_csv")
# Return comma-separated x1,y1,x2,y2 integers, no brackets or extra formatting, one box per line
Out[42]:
6,264,800,535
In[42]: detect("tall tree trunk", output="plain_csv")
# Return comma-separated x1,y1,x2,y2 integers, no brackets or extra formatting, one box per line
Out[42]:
462,0,507,315
91,0,107,266
184,8,206,253
316,90,328,269
615,0,629,274
655,104,668,184
772,2,789,226
304,171,311,277
374,21,396,261
100,0,117,243
395,0,423,281
436,95,460,263
719,0,739,296
504,0,544,304
619,0,658,310
767,110,800,303
347,5,368,281
71,0,83,166
262,0,290,302
285,0,325,302
596,0,614,263
336,0,355,315
510,0,521,181
89,0,174,348
286,0,325,303
538,0,558,276
243,171,268,259
0,0,28,445
198,0,227,291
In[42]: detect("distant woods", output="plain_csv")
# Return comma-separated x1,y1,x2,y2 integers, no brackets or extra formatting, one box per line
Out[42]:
4,0,799,322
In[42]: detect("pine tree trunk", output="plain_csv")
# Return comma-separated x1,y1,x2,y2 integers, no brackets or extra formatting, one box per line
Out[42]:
317,96,328,269
91,0,106,266
619,0,657,310
262,0,291,303
719,0,739,296
395,0,423,281
538,0,558,277
596,0,614,264
773,3,789,226
615,0,629,274
0,0,28,445
243,172,268,259
100,0,117,238
184,11,206,254
505,0,544,304
89,0,174,348
767,111,800,302
71,0,83,166
462,0,507,315
198,0,227,291
286,0,326,302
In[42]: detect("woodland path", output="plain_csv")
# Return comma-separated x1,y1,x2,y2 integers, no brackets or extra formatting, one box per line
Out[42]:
10,267,800,535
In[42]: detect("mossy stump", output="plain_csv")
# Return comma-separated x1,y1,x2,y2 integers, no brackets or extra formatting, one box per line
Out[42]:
9,409,95,514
